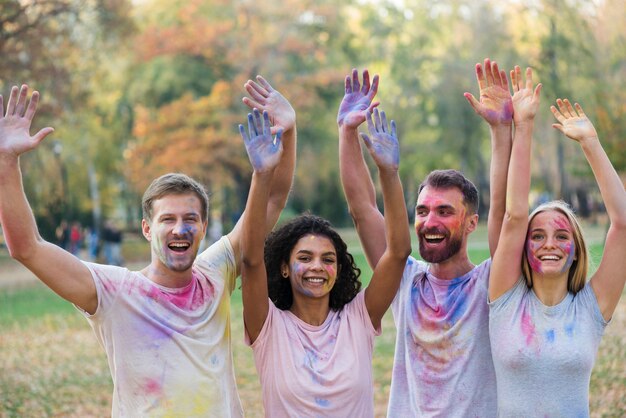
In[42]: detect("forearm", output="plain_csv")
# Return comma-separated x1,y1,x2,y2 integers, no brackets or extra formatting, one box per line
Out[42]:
243,171,274,266
379,168,411,257
505,122,533,220
266,126,296,232
339,125,377,218
0,155,43,260
488,123,512,253
580,138,626,226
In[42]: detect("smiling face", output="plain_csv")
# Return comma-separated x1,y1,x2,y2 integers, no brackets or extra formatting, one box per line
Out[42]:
283,234,338,302
414,186,475,263
142,193,207,273
525,210,576,276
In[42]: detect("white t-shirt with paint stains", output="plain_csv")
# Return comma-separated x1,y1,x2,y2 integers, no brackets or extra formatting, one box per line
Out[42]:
79,236,243,418
489,276,607,417
387,257,496,417
247,291,380,418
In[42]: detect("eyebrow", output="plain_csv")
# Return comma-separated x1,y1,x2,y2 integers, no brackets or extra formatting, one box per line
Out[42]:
296,250,336,256
416,204,455,211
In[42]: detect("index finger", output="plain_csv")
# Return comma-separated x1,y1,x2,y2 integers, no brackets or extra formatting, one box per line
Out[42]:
475,63,487,91
255,75,274,92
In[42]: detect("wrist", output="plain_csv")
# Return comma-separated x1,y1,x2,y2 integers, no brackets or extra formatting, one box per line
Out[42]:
513,120,535,131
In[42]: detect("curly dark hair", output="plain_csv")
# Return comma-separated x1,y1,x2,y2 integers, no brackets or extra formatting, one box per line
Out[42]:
264,214,362,311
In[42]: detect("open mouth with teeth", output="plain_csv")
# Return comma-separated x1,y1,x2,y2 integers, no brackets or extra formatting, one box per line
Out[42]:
303,277,326,284
422,233,446,244
539,255,562,261
168,242,191,253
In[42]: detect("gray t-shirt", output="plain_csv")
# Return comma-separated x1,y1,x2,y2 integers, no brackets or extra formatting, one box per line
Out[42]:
489,277,607,417
388,257,496,417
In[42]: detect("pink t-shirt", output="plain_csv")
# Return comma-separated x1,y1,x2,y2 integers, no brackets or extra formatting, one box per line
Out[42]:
246,291,380,418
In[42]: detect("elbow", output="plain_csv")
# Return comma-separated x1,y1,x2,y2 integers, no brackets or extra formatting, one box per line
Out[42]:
505,210,528,225
389,242,412,262
7,237,40,264
241,253,264,271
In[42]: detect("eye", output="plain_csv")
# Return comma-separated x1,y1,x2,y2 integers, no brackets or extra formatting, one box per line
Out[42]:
557,234,570,240
323,257,336,264
297,255,311,262
416,209,427,217
531,233,544,241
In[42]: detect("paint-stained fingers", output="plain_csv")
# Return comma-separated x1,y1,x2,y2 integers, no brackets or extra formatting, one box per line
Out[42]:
390,119,397,138
372,108,382,131
380,110,388,133
0,95,4,118
6,86,19,116
359,132,372,149
255,75,274,92
500,70,509,91
484,58,494,87
510,70,517,92
361,69,371,94
344,75,352,95
365,109,375,133
351,68,360,93
491,61,502,86
24,91,40,121
239,124,250,144
247,112,257,137
262,110,271,136
368,74,380,99
515,66,523,91
475,63,487,92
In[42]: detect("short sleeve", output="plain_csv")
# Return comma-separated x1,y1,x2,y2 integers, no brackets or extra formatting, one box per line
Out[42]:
195,236,237,294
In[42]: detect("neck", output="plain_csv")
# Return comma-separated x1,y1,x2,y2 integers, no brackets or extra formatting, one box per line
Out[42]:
428,251,475,281
141,260,193,288
289,296,331,326
531,272,569,306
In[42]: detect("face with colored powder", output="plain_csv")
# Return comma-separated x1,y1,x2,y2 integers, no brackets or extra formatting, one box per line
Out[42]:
414,186,472,263
142,193,207,273
283,234,338,302
526,210,576,276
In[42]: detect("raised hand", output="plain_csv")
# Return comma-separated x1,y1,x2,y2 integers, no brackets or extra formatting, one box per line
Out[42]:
510,66,542,123
360,108,399,171
551,99,598,144
0,84,54,157
243,76,295,135
337,68,380,128
464,58,513,125
239,108,283,173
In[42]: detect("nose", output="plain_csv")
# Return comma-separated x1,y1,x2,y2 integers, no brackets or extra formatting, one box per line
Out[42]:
172,219,186,236
422,212,439,229
543,235,557,249
310,257,324,271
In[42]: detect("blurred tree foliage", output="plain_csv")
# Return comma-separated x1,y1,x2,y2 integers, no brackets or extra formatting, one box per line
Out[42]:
1,0,624,235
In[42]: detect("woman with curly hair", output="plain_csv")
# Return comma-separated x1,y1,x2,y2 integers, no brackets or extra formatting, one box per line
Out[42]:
488,67,626,416
238,103,410,417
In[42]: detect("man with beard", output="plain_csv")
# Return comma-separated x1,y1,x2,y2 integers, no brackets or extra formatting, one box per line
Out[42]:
338,61,513,417
0,76,295,417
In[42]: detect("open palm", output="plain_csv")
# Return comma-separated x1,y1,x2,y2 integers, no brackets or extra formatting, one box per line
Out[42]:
551,99,598,143
337,69,379,128
360,109,399,171
0,85,53,156
240,109,283,173
243,76,295,134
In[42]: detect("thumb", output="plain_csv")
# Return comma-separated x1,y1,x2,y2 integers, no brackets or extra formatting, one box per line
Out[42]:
33,127,54,145
463,93,480,112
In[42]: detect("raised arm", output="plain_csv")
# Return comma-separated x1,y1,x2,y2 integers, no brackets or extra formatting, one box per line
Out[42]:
0,85,97,313
552,100,626,321
239,109,283,343
490,67,542,301
464,58,514,256
360,109,412,329
337,69,387,269
228,76,296,271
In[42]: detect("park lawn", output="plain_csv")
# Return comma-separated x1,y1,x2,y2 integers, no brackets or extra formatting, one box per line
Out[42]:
1,243,624,417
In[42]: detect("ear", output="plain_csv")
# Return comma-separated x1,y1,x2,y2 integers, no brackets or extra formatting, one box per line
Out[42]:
141,219,152,241
465,213,478,234
281,262,290,278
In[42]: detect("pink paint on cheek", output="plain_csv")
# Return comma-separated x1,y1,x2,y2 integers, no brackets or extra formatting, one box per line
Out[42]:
526,241,542,273
324,265,336,278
